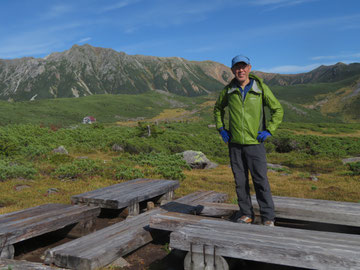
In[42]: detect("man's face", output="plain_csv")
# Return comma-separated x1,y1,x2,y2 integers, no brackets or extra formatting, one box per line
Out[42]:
231,62,252,83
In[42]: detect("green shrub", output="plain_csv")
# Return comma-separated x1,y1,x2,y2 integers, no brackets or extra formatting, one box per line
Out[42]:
114,165,144,180
0,160,37,181
348,162,360,176
156,165,185,180
53,158,103,179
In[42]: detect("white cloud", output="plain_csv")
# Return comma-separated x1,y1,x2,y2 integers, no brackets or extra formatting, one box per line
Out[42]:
260,63,322,74
78,37,92,44
100,0,142,12
246,0,318,11
42,4,74,19
312,53,360,61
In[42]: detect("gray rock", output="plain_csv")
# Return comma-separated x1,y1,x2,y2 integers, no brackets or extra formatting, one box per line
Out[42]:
208,124,216,128
112,144,124,152
181,150,218,169
342,157,360,164
267,163,285,169
47,188,59,194
15,184,31,191
310,175,318,181
110,257,131,267
53,146,68,155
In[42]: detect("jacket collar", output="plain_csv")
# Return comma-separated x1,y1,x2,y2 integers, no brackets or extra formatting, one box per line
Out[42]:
227,78,262,94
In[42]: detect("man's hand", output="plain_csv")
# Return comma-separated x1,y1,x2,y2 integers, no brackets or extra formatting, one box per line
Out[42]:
257,130,271,142
219,127,230,143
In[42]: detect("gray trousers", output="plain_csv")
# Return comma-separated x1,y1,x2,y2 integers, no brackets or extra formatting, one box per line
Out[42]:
229,143,275,222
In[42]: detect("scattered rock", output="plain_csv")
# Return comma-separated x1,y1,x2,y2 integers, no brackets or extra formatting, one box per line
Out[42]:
110,257,131,268
181,150,218,169
267,163,285,169
53,146,68,155
342,157,360,164
112,144,124,152
14,184,31,191
47,188,59,195
310,175,319,181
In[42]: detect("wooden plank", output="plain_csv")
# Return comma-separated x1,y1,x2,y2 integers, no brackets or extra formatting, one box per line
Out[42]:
71,178,180,209
150,212,220,232
0,204,100,246
170,218,360,270
0,259,65,270
195,195,360,227
45,191,227,270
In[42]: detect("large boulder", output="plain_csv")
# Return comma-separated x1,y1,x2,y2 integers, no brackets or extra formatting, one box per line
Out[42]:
181,150,218,169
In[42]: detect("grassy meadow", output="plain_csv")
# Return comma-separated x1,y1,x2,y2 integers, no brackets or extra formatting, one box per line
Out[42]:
0,92,359,216
0,109,359,216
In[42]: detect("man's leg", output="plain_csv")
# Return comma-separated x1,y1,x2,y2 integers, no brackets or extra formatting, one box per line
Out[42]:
243,144,275,222
229,143,254,219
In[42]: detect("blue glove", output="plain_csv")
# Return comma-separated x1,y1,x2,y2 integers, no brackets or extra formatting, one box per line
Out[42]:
257,130,271,142
219,127,230,143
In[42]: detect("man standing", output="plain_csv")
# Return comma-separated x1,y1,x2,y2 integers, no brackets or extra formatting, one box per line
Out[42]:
214,55,283,226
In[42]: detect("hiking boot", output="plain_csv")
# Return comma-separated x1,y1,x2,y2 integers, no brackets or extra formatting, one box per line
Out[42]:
262,220,275,227
236,215,253,224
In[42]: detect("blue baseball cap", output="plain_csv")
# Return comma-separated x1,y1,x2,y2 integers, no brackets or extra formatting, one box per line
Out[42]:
231,55,250,68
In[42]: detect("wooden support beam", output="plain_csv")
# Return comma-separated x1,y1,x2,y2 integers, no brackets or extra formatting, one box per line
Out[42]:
169,217,360,270
45,191,227,270
0,245,14,259
0,259,64,270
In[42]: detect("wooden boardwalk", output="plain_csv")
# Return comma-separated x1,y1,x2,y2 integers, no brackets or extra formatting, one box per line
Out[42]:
150,212,360,270
198,195,360,227
71,178,179,209
0,259,65,270
0,204,100,259
45,191,227,270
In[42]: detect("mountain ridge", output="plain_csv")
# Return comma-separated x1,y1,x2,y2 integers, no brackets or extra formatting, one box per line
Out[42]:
0,44,359,122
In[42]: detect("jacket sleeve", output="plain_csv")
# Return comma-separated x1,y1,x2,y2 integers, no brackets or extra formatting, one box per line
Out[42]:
263,84,283,135
213,88,228,130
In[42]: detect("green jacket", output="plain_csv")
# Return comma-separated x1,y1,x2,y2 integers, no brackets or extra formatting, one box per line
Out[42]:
214,73,283,145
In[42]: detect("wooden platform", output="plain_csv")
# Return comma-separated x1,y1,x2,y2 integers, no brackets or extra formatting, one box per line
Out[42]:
71,178,179,209
198,195,360,227
0,204,100,259
153,212,360,270
45,191,227,270
0,259,65,270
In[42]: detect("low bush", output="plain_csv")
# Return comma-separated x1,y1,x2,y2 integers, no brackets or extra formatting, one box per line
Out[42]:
348,162,360,176
0,160,37,181
52,158,103,179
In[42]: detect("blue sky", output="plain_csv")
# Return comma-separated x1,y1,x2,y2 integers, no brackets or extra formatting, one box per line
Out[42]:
1,0,360,74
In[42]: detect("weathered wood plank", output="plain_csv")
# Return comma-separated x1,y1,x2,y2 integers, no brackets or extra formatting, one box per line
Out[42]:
0,204,100,246
150,212,220,232
71,178,180,209
45,191,227,270
170,218,360,270
196,195,360,227
0,259,65,269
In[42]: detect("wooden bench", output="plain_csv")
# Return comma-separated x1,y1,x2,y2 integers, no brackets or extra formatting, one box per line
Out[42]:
45,191,227,270
0,204,100,259
71,178,179,215
198,195,360,227
0,259,65,270
150,212,360,270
